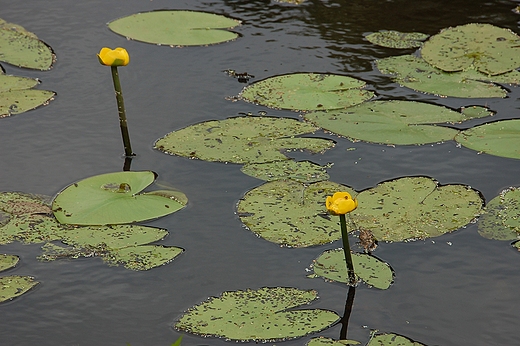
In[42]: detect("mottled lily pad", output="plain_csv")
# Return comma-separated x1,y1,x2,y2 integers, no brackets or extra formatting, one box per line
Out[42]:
307,337,360,346
104,245,184,271
237,180,355,247
0,73,55,117
367,333,426,346
310,249,394,289
0,254,19,272
239,73,374,111
366,31,429,49
376,54,519,98
175,287,340,342
241,160,330,183
351,177,483,242
304,100,493,145
155,116,334,164
421,23,520,75
108,10,240,46
0,19,54,70
0,275,39,303
478,187,520,240
455,119,520,159
52,171,187,225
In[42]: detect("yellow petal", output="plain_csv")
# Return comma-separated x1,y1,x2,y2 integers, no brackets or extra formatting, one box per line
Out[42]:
97,47,130,66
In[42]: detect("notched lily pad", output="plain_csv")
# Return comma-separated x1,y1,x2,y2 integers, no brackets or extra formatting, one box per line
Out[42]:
52,171,187,225
455,119,520,160
108,10,241,46
237,180,355,247
366,30,429,49
0,74,55,117
175,287,340,342
239,73,374,111
241,160,330,183
478,187,520,240
155,116,334,164
0,275,39,303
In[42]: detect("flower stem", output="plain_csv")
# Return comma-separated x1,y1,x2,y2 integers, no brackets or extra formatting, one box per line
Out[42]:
110,66,134,157
340,214,356,285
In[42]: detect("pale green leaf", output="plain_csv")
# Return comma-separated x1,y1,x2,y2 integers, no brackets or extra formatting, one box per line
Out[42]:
478,187,520,240
0,275,39,303
367,333,426,346
0,254,19,272
103,245,184,271
241,160,329,183
307,337,360,346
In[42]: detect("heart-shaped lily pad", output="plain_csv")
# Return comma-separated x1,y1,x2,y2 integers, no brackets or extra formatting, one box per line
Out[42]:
237,180,355,247
52,171,187,225
240,160,330,183
478,187,520,240
455,119,520,160
310,249,394,289
0,254,19,272
0,73,55,117
108,10,241,46
175,287,340,342
0,275,39,303
239,73,374,111
366,30,429,49
155,116,334,164
304,100,493,145
421,23,520,75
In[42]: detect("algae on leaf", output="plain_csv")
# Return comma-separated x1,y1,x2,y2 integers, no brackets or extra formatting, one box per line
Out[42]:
478,187,520,240
366,30,429,49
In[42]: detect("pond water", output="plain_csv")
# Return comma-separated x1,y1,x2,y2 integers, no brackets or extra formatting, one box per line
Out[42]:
2,0,520,345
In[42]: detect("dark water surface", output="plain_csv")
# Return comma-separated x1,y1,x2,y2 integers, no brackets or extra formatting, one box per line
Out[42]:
1,0,520,345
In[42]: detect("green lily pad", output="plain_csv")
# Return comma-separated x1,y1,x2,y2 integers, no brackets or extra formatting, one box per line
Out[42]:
0,19,54,70
366,31,429,49
0,74,55,117
351,177,483,242
421,23,520,75
241,160,329,183
175,287,340,342
104,245,184,271
478,187,520,240
307,337,360,346
311,249,394,289
455,119,520,159
0,275,39,303
155,116,334,164
376,54,519,98
367,333,426,346
237,180,355,248
304,100,493,145
239,73,374,111
0,254,19,272
52,171,187,225
108,10,240,46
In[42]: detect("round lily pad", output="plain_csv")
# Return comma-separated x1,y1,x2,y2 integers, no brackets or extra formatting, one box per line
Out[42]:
239,73,374,111
240,160,329,183
108,10,241,46
175,287,340,342
366,30,429,49
478,187,520,240
0,275,39,303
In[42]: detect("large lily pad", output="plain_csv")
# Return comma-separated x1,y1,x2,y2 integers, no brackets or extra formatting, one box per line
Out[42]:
367,333,426,346
351,177,483,242
155,116,334,164
240,160,329,183
0,254,19,272
366,31,429,49
0,19,54,70
421,23,520,75
237,180,355,247
0,74,55,117
175,287,340,342
310,249,394,289
478,187,520,240
52,171,187,225
376,54,519,98
455,119,520,160
239,73,374,111
108,10,240,46
0,275,39,303
304,100,493,145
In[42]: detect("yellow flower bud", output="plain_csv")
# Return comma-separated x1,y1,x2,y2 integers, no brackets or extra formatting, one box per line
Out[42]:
326,192,358,215
97,47,130,67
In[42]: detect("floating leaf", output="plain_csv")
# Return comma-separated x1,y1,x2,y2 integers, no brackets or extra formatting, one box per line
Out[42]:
376,54,518,98
175,287,340,342
0,74,55,117
478,187,520,240
455,119,520,159
104,245,184,271
351,177,483,242
367,333,426,346
239,73,374,111
305,100,493,145
241,160,329,183
0,19,54,70
108,10,240,46
52,171,187,225
0,254,19,272
307,337,360,346
237,180,355,247
311,249,394,289
0,191,51,216
155,116,334,164
421,23,520,75
366,31,429,49
0,275,39,303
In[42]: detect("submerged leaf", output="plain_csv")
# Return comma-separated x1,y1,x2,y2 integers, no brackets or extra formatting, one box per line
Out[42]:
241,160,329,183
108,10,240,46
155,116,334,164
0,275,39,303
366,30,429,49
239,73,374,111
175,287,340,342
478,187,520,240
0,254,19,272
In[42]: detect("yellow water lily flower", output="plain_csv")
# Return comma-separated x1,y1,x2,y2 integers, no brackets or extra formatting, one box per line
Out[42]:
97,47,130,66
326,192,358,215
